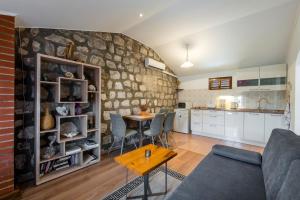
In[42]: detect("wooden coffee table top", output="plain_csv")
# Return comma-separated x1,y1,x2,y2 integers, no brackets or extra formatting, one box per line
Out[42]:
114,144,177,176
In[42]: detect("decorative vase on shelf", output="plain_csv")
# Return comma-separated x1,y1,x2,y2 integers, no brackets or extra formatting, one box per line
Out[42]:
41,104,55,130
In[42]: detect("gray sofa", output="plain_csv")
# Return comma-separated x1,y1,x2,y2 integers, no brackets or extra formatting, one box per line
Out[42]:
167,129,300,200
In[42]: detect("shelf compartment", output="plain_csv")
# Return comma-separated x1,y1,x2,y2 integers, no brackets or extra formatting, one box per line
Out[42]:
58,77,88,103
57,115,87,143
39,153,81,183
82,148,99,166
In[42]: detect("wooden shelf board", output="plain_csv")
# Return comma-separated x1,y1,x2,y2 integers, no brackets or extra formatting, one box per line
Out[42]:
59,135,86,142
58,77,86,82
87,128,98,133
40,129,57,134
39,54,101,69
58,101,88,104
82,145,99,152
88,91,98,93
40,81,58,85
57,114,88,119
40,153,65,164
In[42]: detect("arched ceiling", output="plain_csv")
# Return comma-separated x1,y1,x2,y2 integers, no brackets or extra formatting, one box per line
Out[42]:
1,0,299,76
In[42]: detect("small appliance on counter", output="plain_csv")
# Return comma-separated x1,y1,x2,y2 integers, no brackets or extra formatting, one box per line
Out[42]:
174,108,190,134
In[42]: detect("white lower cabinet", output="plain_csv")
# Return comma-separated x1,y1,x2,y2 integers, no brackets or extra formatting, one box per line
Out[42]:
202,111,224,136
225,112,244,139
264,114,287,143
191,109,202,133
190,109,286,146
244,112,265,143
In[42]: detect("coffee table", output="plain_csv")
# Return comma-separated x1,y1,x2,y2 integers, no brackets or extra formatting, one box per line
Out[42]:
114,144,177,200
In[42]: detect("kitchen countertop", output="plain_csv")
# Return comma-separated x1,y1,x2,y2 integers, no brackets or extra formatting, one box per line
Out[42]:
191,107,285,114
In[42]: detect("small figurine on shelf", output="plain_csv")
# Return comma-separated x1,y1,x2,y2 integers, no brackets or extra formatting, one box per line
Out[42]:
88,84,97,92
88,115,95,129
64,42,75,60
56,105,69,116
41,135,57,160
75,103,82,115
41,103,55,130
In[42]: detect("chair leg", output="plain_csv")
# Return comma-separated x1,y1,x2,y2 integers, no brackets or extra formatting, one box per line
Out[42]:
132,135,137,149
108,136,115,155
158,135,165,147
120,137,125,155
151,136,155,145
164,132,169,148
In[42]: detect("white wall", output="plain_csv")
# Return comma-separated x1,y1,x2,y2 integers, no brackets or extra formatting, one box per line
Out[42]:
286,4,300,134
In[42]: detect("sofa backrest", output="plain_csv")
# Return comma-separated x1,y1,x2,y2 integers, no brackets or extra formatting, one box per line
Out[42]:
262,129,300,200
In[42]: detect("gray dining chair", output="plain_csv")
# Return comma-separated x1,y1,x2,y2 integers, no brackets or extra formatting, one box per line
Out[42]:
163,112,176,148
108,113,138,155
159,108,169,114
143,113,165,146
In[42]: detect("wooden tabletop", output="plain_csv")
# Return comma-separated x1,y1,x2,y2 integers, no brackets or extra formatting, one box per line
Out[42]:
123,113,155,121
114,144,177,176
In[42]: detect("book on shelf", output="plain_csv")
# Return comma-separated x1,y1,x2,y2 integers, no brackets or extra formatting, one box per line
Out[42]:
40,154,79,176
81,139,99,150
65,145,81,155
83,153,97,165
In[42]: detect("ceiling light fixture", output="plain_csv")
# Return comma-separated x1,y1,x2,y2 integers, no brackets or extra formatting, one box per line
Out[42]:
181,44,194,68
139,13,143,17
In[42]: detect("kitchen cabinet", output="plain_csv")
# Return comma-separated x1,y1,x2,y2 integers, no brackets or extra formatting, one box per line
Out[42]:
260,64,286,78
202,110,224,136
244,112,265,143
191,109,202,133
259,64,287,91
265,113,287,142
225,111,244,139
235,67,259,89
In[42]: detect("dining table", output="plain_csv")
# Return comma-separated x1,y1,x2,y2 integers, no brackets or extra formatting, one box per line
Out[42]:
123,113,155,147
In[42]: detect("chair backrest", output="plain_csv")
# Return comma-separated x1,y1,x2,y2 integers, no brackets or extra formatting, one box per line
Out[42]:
159,108,169,114
149,113,165,137
262,129,300,200
164,112,176,133
110,113,126,138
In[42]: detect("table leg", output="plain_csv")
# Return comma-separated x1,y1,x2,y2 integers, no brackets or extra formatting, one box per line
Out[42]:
138,121,143,147
143,175,148,200
125,168,128,199
165,163,168,193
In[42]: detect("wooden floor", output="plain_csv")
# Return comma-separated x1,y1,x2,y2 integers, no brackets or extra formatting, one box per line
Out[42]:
19,133,263,200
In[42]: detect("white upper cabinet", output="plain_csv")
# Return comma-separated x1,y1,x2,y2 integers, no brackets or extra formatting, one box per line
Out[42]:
260,64,286,78
235,67,260,89
244,112,265,143
259,64,287,91
264,113,288,143
225,112,244,139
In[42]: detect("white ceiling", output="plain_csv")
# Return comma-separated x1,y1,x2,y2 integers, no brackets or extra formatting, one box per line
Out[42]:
1,0,299,76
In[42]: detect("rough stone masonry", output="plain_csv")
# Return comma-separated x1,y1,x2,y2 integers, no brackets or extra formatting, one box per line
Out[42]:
15,28,178,182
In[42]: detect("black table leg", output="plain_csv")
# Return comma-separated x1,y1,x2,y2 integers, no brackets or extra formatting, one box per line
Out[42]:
138,121,143,147
143,175,148,200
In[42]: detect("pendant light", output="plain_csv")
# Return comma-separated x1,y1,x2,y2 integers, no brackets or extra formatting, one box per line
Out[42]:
181,45,194,68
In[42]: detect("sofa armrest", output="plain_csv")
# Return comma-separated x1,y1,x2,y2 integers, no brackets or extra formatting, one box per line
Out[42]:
276,160,300,200
212,144,262,165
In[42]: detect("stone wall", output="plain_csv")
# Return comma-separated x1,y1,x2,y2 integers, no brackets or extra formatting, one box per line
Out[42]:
15,28,178,183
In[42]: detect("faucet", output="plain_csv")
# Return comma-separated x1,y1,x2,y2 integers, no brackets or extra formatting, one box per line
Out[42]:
257,97,269,110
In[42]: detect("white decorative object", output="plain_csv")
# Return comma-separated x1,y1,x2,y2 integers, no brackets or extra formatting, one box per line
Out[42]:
88,84,97,91
64,72,74,79
60,122,79,138
56,106,69,116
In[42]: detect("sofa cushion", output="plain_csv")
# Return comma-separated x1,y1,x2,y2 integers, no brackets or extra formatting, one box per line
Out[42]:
212,144,262,165
262,129,300,200
167,152,266,200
